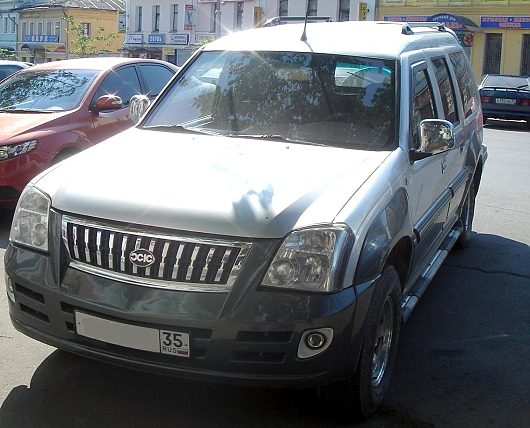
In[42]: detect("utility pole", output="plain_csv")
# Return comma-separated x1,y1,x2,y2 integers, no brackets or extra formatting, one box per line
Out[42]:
215,0,221,39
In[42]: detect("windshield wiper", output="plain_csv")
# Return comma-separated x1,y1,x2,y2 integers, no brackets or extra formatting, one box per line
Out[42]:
516,84,529,89
227,134,327,146
0,108,56,113
142,124,218,135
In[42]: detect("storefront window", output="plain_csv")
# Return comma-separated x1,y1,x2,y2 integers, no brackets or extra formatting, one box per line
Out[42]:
483,33,502,75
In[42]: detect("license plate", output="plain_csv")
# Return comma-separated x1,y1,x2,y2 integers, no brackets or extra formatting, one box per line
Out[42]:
495,98,516,105
75,311,190,358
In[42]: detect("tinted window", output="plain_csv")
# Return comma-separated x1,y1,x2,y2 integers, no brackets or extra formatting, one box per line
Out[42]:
0,69,98,111
431,57,459,124
449,52,479,119
137,64,175,97
94,66,142,105
411,68,436,148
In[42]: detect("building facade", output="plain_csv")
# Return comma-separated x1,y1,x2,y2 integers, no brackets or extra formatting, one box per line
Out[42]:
0,0,19,53
378,0,530,79
123,0,376,65
13,0,125,62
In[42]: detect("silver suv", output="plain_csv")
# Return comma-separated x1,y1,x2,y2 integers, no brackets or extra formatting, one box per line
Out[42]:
6,21,487,418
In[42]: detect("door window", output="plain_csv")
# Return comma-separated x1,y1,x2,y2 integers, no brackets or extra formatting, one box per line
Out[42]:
449,52,479,119
93,66,142,105
411,67,436,148
137,65,175,97
431,57,459,125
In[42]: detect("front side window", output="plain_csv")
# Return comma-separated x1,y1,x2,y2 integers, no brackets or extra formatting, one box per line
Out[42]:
144,51,396,151
0,69,98,111
137,65,175,97
411,67,436,148
431,57,459,125
93,66,142,105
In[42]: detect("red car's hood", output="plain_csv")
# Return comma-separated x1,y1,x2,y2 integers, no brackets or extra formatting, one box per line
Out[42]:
0,111,71,143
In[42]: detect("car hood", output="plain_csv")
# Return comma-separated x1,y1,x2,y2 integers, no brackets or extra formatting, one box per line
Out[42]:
0,111,70,142
35,128,391,239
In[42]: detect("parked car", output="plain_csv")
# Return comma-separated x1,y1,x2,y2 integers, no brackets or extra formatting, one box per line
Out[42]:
0,57,178,206
6,21,487,419
479,74,530,127
0,60,32,81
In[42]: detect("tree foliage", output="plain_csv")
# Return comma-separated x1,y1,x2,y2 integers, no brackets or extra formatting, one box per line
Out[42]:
0,48,18,60
64,16,117,58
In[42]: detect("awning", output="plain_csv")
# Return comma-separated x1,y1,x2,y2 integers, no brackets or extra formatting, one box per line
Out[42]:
429,13,482,32
20,43,45,51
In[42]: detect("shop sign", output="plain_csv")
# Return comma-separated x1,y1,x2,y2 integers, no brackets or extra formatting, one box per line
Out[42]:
45,44,66,53
148,34,166,44
481,16,530,29
163,47,175,56
126,34,143,44
170,34,189,45
430,13,464,30
383,16,429,22
23,35,59,43
185,5,194,30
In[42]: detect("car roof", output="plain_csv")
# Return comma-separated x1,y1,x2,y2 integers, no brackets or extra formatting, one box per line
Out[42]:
21,57,177,72
0,60,32,68
204,21,461,59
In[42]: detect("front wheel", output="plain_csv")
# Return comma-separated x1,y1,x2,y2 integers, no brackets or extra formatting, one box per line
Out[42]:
319,266,401,419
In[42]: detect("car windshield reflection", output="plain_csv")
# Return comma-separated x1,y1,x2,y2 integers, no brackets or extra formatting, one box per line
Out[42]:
144,51,396,151
0,69,99,112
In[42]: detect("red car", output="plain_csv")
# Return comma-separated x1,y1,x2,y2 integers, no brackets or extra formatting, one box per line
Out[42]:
0,57,178,206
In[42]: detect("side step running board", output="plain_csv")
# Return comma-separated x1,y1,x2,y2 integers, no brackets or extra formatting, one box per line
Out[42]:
401,224,463,322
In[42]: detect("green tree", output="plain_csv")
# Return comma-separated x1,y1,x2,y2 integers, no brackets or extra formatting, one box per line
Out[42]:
0,48,18,60
64,16,117,58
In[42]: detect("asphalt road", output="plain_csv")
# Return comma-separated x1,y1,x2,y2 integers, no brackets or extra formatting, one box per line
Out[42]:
1,122,529,428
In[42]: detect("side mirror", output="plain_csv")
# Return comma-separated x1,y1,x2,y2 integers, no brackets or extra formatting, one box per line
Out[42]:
92,94,123,112
128,94,151,125
413,119,455,159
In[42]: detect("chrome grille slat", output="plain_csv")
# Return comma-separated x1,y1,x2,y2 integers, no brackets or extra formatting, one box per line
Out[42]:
61,215,252,292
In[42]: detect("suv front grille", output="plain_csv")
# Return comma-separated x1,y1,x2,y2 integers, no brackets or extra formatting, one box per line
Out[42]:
61,215,251,292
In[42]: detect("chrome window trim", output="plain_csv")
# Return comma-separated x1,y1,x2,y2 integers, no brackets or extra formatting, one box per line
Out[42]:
61,215,252,293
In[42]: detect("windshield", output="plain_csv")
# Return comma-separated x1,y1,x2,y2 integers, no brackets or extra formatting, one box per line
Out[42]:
0,69,99,111
144,51,396,150
483,75,530,89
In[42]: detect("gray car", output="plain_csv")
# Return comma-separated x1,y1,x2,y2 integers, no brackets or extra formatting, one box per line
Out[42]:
5,20,487,419
0,60,32,81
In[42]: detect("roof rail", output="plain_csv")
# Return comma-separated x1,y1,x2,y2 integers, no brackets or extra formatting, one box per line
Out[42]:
262,16,332,27
401,22,447,35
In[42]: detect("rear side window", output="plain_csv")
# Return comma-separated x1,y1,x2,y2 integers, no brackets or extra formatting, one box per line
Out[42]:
137,64,175,97
93,66,142,105
411,67,436,148
431,57,459,125
449,52,479,119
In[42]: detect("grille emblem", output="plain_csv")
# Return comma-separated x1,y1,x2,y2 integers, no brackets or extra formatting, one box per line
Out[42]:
129,249,156,267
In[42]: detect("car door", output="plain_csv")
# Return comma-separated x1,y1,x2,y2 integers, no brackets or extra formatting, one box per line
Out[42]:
90,65,143,143
407,60,451,270
428,54,469,225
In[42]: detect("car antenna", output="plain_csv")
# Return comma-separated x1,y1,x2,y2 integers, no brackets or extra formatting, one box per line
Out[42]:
301,0,310,42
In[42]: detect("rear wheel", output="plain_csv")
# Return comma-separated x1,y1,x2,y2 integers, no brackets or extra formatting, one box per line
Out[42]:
319,266,401,419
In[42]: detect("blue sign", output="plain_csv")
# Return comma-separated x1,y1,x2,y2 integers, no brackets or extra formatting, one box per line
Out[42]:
481,16,530,29
23,35,59,43
148,34,166,44
430,13,464,30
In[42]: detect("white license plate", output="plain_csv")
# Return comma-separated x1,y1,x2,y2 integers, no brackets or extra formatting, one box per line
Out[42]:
75,311,190,358
495,98,516,105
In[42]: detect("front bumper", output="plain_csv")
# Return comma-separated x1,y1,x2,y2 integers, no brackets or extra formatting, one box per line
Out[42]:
5,237,373,388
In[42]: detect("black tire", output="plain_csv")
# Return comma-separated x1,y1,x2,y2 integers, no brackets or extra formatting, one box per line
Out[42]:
456,181,476,249
319,266,401,419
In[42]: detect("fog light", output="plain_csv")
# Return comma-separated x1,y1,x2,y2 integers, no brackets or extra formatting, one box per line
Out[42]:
298,328,333,359
305,332,326,349
5,275,15,303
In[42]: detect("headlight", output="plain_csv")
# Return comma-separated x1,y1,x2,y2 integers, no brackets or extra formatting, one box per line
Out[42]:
0,140,38,161
10,185,50,252
262,225,352,292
